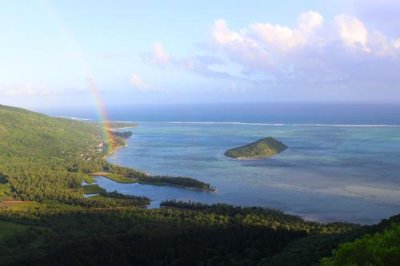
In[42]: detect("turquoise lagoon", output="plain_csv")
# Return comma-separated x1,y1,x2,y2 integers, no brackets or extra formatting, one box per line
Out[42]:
98,122,400,224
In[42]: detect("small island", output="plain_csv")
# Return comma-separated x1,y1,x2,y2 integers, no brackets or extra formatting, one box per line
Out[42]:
225,137,288,159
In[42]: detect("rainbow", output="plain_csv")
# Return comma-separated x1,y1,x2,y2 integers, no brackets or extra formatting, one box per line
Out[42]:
38,0,115,151
85,78,115,151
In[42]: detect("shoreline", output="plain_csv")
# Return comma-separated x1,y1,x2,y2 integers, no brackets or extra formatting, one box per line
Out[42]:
95,136,215,192
93,123,400,225
108,121,400,128
103,143,127,159
108,126,137,130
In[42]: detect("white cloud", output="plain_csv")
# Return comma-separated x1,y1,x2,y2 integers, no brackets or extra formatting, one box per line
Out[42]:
145,10,400,97
214,11,325,55
297,10,324,33
334,14,369,50
205,10,400,88
393,38,400,49
151,42,170,66
146,42,238,80
212,20,270,70
210,10,400,59
129,73,146,89
213,19,245,44
250,23,305,51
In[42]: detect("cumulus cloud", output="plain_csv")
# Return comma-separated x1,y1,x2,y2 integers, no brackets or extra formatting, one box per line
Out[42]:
211,11,386,57
297,10,324,33
213,19,245,44
213,11,325,57
207,10,400,89
147,41,238,80
151,42,170,66
145,10,400,98
334,14,369,49
129,73,144,88
129,73,156,92
393,38,400,49
212,19,270,70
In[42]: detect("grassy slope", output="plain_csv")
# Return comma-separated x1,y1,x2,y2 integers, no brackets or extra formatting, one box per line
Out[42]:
0,105,102,158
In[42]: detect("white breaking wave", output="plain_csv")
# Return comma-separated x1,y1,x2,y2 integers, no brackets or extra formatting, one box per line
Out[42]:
55,116,92,121
293,123,400,128
126,121,400,128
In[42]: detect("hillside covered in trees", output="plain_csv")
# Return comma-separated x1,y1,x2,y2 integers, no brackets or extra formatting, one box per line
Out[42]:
0,104,398,265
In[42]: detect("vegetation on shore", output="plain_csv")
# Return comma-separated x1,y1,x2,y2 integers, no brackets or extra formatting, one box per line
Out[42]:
0,104,398,265
103,121,137,129
92,165,215,191
83,184,106,194
225,137,288,159
0,105,213,196
321,218,400,265
90,172,137,183
109,130,133,139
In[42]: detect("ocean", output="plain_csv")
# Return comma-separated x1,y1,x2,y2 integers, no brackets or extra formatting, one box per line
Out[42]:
44,103,400,224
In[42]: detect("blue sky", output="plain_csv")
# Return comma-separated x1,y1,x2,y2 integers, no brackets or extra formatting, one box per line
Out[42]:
1,0,400,109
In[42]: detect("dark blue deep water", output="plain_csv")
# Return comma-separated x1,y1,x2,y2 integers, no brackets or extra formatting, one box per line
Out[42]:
44,102,400,125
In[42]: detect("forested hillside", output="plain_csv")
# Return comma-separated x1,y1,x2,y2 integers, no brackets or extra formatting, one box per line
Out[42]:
0,105,398,265
0,105,102,157
0,105,212,204
0,105,108,205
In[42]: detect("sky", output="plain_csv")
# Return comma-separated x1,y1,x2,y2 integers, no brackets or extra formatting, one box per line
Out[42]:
1,0,400,110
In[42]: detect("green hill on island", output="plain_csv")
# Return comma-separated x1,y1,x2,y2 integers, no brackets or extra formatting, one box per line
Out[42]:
225,137,288,159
